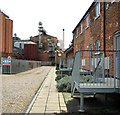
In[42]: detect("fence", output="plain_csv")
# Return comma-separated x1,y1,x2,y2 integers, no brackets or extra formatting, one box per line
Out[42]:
1,58,41,74
59,57,74,69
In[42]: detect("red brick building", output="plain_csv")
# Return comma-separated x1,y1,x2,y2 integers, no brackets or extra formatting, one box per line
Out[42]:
31,34,58,62
0,10,13,57
64,45,74,66
73,1,120,53
72,1,120,73
65,45,74,59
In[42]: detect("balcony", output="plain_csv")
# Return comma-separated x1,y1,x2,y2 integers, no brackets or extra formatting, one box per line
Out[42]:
49,47,55,52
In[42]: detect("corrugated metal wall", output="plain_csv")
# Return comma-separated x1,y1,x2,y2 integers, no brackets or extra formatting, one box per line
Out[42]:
1,58,41,74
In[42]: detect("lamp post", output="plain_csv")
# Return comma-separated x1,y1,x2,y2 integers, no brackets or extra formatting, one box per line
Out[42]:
58,52,62,70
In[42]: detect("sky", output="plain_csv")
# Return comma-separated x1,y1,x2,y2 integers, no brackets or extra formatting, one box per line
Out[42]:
1,0,93,49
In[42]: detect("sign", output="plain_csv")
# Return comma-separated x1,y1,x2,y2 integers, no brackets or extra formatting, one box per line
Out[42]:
2,57,11,66
7,56,11,60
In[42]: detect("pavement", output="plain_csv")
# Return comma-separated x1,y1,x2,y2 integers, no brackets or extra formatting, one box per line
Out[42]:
26,67,67,114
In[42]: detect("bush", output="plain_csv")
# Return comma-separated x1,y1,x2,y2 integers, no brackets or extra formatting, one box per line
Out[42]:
56,70,60,74
55,75,66,82
56,75,93,92
80,75,93,83
51,61,55,66
56,76,71,92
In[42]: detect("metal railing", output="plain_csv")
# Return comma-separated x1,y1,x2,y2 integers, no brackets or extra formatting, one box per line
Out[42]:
59,57,74,69
72,50,120,93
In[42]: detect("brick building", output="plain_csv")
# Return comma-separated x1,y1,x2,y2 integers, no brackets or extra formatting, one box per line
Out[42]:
64,44,74,67
73,1,120,53
0,10,13,57
72,1,120,73
31,33,58,62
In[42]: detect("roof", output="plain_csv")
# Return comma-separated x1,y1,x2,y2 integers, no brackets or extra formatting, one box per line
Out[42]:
26,41,37,45
64,45,74,54
55,49,64,53
32,34,57,38
72,2,95,33
0,9,9,18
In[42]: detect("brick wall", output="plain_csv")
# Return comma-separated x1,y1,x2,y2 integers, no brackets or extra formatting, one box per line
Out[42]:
105,2,120,51
73,2,120,74
73,2,104,53
73,2,120,53
38,52,49,61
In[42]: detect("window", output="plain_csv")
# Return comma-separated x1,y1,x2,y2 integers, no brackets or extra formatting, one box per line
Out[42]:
96,2,100,17
19,43,22,49
81,23,83,33
86,15,89,28
76,28,78,37
106,3,109,10
96,40,100,52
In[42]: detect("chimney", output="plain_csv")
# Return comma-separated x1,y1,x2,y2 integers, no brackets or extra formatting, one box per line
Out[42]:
63,29,65,49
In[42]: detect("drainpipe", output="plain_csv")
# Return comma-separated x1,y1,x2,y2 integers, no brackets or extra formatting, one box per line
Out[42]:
103,2,106,53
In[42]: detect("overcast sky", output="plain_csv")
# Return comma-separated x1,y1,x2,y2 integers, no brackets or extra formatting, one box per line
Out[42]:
1,0,93,49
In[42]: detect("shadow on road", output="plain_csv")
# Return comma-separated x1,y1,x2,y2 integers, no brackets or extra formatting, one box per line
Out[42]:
62,93,120,115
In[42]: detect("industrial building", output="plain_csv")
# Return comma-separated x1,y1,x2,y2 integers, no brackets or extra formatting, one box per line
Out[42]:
0,10,13,57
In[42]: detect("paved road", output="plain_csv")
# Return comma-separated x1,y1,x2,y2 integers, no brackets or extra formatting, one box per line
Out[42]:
2,66,52,113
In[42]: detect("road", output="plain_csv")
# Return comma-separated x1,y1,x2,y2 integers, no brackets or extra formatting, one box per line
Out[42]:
2,66,53,113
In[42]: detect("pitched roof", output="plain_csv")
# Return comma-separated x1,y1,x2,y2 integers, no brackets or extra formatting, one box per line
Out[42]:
72,2,95,33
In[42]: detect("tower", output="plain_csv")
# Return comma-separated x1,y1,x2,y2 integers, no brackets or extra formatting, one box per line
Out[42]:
38,21,43,49
63,29,65,49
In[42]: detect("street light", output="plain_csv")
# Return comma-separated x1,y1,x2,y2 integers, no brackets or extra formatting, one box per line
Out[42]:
58,52,62,70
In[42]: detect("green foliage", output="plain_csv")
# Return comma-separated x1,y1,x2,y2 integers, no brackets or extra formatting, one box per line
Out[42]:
55,75,66,82
51,61,55,66
80,75,93,83
56,76,71,92
56,74,93,93
56,70,60,74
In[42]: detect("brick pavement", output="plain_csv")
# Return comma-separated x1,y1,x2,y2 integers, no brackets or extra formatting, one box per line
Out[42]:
27,67,67,114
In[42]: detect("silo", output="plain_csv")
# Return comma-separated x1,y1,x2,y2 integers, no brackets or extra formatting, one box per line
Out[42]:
24,41,37,60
